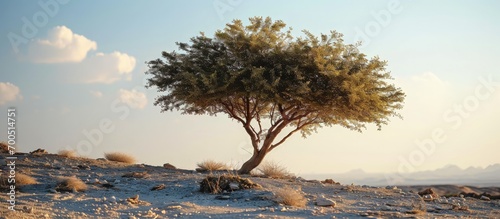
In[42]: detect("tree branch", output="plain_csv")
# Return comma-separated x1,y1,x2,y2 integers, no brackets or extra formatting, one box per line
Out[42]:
269,120,314,151
269,103,277,126
222,98,260,153
221,101,245,124
267,111,316,151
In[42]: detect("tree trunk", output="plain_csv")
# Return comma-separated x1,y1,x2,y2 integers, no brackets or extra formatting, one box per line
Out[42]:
238,149,268,174
238,123,287,174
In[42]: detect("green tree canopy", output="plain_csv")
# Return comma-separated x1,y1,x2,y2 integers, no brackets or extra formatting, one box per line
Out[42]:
146,17,405,174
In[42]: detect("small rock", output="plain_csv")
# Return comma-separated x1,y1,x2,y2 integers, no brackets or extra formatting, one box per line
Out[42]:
102,183,114,188
151,184,166,191
48,189,58,193
30,148,48,155
315,196,336,207
77,165,91,170
163,163,177,169
423,194,434,201
216,195,231,200
229,182,240,190
437,197,448,204
195,168,207,173
306,180,321,184
480,195,491,201
321,179,339,185
418,188,438,200
381,205,394,211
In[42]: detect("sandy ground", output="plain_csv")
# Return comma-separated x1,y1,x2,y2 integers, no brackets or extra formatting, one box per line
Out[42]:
0,153,499,219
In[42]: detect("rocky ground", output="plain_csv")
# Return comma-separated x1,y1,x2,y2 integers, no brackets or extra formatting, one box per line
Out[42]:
0,152,499,219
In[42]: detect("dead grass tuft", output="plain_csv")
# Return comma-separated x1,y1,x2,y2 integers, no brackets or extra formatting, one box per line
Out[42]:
58,149,77,158
196,160,230,172
257,161,293,179
1,173,38,187
16,173,38,186
104,152,136,164
273,186,307,207
56,176,87,192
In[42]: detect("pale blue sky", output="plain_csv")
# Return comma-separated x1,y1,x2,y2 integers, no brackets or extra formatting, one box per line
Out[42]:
0,1,499,176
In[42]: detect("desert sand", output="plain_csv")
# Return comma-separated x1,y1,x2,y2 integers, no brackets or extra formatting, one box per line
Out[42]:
1,152,499,219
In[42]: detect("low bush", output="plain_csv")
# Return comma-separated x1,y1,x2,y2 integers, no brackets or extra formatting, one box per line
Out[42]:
104,152,136,164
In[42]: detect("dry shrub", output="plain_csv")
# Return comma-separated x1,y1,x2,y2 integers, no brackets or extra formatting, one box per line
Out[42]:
56,176,87,192
196,160,230,172
274,186,307,207
257,161,292,179
1,173,38,187
58,149,77,158
16,173,38,186
200,174,261,194
104,152,136,164
0,142,9,153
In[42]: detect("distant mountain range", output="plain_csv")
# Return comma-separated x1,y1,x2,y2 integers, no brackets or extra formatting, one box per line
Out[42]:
302,164,500,187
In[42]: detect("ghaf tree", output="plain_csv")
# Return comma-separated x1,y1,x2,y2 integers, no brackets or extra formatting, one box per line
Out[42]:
146,17,405,174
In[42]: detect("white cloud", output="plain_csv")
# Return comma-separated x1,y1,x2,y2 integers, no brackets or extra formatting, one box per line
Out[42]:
26,26,136,84
27,26,97,63
118,89,147,109
90,90,103,98
76,52,136,84
0,82,22,105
